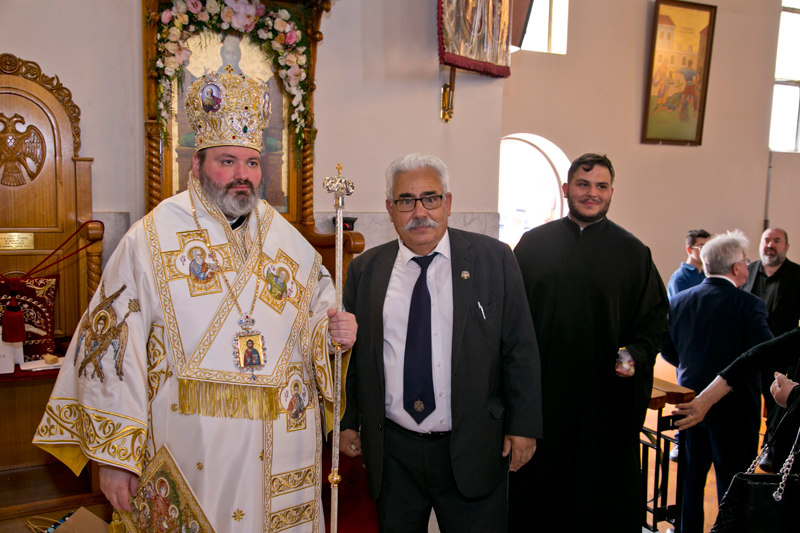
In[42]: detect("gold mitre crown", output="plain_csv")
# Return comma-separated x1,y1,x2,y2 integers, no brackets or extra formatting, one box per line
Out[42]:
185,66,271,152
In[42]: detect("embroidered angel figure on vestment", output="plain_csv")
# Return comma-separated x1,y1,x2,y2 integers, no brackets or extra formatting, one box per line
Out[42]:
75,283,140,382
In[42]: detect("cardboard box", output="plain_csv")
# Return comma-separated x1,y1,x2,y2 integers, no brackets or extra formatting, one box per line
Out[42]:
57,507,109,533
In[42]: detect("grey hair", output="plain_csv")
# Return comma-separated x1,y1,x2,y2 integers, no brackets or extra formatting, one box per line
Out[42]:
385,153,450,201
701,230,749,275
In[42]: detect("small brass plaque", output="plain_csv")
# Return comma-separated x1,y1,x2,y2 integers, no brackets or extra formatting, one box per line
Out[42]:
0,233,35,250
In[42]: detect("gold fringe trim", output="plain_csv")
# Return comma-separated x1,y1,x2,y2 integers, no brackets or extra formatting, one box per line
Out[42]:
179,379,281,420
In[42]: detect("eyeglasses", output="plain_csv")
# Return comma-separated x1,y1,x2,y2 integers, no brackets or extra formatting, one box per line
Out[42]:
392,195,444,212
690,245,704,250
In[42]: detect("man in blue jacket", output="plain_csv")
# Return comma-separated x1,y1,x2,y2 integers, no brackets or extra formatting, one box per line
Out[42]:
662,230,773,533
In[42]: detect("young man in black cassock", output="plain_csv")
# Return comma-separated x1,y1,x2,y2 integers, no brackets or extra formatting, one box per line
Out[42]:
509,153,669,532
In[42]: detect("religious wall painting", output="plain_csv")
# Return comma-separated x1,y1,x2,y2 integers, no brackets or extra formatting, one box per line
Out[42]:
161,229,235,297
170,33,291,212
0,113,46,186
280,364,309,431
258,249,304,313
641,0,716,145
438,0,512,78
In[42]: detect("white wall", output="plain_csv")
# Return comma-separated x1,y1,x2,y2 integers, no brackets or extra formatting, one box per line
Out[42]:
314,0,505,215
4,0,145,222
768,151,800,252
4,0,797,272
502,0,790,281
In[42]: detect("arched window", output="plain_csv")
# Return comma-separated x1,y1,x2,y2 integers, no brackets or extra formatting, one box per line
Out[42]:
498,134,570,248
682,56,687,66
670,56,675,64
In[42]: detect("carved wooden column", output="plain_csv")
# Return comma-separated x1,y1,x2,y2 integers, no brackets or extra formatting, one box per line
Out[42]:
145,120,164,213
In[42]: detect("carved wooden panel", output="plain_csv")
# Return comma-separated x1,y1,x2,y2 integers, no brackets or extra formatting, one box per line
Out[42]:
0,54,102,337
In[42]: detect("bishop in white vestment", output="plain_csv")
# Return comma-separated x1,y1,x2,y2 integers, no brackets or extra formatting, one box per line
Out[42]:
33,68,356,533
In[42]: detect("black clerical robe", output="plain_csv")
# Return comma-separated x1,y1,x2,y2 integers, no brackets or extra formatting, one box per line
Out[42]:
509,216,669,533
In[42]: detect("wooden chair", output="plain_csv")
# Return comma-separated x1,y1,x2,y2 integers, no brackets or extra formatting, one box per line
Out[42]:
641,376,696,531
0,53,105,520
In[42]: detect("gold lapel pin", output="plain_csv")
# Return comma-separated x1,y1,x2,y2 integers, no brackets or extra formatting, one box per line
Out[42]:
461,271,470,279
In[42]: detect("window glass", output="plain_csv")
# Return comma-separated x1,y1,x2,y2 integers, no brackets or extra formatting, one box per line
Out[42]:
517,0,568,55
769,84,800,151
776,12,800,80
498,136,569,248
783,0,800,9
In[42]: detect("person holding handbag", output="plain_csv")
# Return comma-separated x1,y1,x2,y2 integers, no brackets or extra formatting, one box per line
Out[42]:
672,327,800,532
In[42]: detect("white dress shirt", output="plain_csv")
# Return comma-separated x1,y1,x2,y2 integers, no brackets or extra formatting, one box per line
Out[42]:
383,233,454,433
706,274,738,286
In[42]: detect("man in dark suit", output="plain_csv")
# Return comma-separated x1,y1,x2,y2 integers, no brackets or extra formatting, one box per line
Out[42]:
340,153,542,533
662,230,773,533
742,227,800,470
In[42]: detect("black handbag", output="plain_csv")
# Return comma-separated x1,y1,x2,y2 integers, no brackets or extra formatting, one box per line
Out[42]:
710,417,800,532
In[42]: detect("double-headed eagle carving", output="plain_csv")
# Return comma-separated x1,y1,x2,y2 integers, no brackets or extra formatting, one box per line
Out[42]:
76,284,140,382
0,113,46,186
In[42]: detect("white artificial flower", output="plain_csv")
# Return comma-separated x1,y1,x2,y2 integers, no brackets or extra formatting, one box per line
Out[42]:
165,66,176,76
278,9,290,20
221,21,230,29
257,28,270,40
292,93,302,106
156,59,165,68
206,0,221,14
173,0,187,14
296,54,306,66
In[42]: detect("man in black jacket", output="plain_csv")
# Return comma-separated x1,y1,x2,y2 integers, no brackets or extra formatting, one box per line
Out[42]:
340,153,542,533
742,227,800,469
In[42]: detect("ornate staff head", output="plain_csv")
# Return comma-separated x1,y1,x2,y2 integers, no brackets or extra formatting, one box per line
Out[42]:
324,163,355,208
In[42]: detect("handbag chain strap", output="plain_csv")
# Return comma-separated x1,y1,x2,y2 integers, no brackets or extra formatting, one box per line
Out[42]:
772,423,800,501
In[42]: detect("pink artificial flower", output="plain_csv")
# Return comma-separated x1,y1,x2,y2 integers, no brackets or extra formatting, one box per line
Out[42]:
230,2,256,31
255,3,266,17
284,30,297,46
197,11,210,22
287,64,301,87
186,0,202,14
221,6,234,23
273,18,288,32
161,9,172,24
175,46,193,63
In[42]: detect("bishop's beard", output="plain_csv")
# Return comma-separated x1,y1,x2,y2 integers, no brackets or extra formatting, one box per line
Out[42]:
198,167,260,218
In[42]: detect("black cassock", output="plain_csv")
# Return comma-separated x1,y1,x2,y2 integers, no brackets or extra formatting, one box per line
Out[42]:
510,216,668,532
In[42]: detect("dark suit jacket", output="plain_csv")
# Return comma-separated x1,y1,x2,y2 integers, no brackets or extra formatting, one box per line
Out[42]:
742,258,800,337
662,277,773,433
341,227,543,499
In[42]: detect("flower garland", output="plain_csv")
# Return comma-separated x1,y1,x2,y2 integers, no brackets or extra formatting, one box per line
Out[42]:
154,0,312,153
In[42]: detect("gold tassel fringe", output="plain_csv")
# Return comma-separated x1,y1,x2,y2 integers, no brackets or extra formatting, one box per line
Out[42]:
179,379,281,420
109,510,126,533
